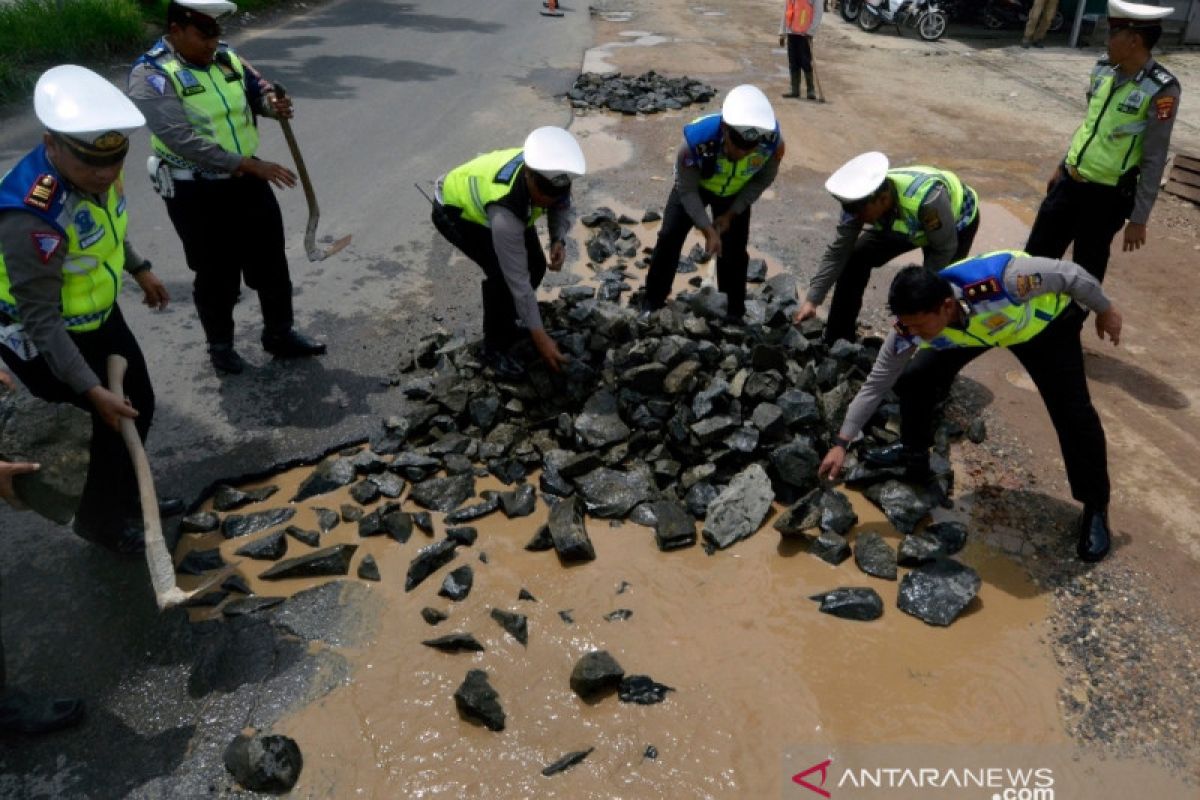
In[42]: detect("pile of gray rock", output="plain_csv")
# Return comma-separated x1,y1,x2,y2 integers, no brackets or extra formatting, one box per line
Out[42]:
568,71,717,114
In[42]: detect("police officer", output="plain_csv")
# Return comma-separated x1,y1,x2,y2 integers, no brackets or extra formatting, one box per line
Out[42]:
0,66,175,555
431,126,586,377
642,84,784,322
818,251,1123,562
795,151,980,345
1024,0,1180,282
128,0,325,375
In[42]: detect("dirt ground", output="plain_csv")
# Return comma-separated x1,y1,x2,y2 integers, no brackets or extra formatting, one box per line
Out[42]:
575,0,1200,785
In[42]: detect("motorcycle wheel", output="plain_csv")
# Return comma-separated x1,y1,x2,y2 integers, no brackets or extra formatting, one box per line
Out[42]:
859,7,884,30
841,0,863,21
982,11,1005,28
1048,9,1065,31
918,10,948,39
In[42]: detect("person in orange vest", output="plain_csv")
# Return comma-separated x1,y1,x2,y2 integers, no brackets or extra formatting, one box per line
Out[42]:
779,0,822,100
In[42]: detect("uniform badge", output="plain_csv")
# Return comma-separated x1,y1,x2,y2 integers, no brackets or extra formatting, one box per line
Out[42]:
145,73,168,95
981,313,1013,334
1015,272,1043,298
30,232,63,264
1155,96,1176,121
963,276,1002,302
74,209,96,235
747,153,766,170
24,174,57,212
176,69,205,96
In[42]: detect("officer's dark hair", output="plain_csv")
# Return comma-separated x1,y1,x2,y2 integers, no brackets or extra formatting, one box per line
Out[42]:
166,1,189,29
1137,25,1163,49
888,265,954,316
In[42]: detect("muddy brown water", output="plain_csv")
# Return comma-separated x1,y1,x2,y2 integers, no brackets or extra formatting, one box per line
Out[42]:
179,456,1079,797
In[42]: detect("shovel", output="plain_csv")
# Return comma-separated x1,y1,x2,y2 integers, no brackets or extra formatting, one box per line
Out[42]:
107,355,234,611
272,83,352,262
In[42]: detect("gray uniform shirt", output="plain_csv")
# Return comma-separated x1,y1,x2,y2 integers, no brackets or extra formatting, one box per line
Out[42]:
806,183,960,305
487,204,571,333
0,208,147,395
1101,58,1181,225
675,143,781,229
127,41,276,173
837,256,1112,441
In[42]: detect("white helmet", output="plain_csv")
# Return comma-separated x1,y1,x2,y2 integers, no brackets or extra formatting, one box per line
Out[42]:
173,0,238,17
825,151,890,204
35,65,145,162
721,84,776,137
524,126,587,187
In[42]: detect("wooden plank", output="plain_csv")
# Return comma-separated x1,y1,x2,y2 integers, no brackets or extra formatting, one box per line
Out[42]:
1164,180,1200,204
1167,167,1200,189
1174,153,1200,172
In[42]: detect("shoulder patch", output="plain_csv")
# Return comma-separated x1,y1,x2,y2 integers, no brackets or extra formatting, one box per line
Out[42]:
893,331,916,355
919,204,942,232
962,276,1003,303
1151,65,1178,87
1015,272,1043,298
30,232,64,264
145,72,168,96
24,174,58,212
494,153,525,184
1155,95,1177,121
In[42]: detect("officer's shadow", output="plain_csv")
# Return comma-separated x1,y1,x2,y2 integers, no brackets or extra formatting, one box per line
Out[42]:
1082,348,1190,410
213,355,385,431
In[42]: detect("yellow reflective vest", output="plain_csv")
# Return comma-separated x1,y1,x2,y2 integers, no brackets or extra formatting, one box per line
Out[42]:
0,145,127,332
879,166,978,248
440,148,543,228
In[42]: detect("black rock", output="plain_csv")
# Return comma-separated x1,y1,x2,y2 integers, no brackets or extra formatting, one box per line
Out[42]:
412,511,434,535
642,209,661,222
213,484,277,512
223,733,303,793
897,558,981,626
853,532,898,580
604,608,632,622
383,511,414,543
542,747,594,777
422,632,484,653
863,480,933,535
490,608,528,646
340,504,363,523
644,745,658,759
410,473,476,513
222,507,296,539
349,449,388,475
618,675,675,705
404,539,459,591
180,511,219,534
221,574,251,594
439,565,474,601
651,499,696,551
924,521,969,554
260,544,357,580
500,483,537,518
548,496,596,562
558,609,575,624
810,530,852,565
234,531,288,561
446,526,478,547
445,492,501,524
357,508,387,537
518,588,537,602
284,525,321,548
293,458,356,501
348,480,381,507
421,607,449,625
222,596,286,617
809,587,884,621
525,524,555,552
183,590,228,608
575,467,651,519
454,669,505,731
770,439,821,491
570,650,625,699
357,554,381,581
684,482,719,518
574,391,631,448
703,464,774,550
177,547,224,576
966,418,987,444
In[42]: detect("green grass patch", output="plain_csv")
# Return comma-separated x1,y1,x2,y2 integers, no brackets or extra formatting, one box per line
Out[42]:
0,0,291,106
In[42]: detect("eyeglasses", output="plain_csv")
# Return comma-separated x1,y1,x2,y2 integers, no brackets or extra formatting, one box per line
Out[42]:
726,124,776,150
532,170,572,196
184,13,223,38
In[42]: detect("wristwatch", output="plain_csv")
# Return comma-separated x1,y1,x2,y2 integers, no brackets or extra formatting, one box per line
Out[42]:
833,434,852,449
127,259,152,276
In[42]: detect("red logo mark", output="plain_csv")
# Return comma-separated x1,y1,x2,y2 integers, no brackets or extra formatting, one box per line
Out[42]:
792,758,833,798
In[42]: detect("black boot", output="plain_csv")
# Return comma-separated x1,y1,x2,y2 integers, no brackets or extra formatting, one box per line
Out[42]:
804,70,818,100
0,690,85,735
1076,506,1111,562
208,342,246,375
262,330,327,358
782,70,801,98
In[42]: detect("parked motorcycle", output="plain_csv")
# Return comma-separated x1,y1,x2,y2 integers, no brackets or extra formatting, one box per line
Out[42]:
841,0,864,21
981,0,1065,32
859,0,949,41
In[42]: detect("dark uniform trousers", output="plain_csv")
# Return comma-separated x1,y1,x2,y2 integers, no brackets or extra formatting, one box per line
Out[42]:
163,173,294,346
1023,172,1133,283
786,34,815,94
893,305,1110,509
0,304,154,537
644,186,753,319
431,206,547,352
825,213,980,345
